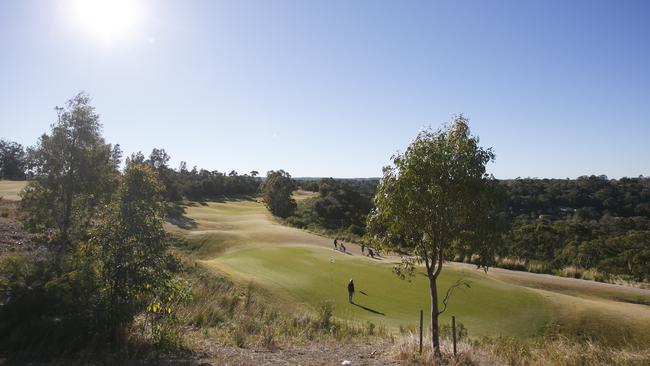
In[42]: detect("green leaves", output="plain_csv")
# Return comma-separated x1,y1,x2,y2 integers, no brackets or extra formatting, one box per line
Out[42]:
21,92,120,248
366,116,505,355
392,257,418,282
261,170,297,218
368,116,503,272
90,163,184,334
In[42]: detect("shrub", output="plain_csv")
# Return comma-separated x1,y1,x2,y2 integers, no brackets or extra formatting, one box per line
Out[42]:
440,321,468,340
317,300,335,331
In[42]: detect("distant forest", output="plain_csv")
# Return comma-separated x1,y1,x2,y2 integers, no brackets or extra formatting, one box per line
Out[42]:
292,175,650,282
1,138,648,282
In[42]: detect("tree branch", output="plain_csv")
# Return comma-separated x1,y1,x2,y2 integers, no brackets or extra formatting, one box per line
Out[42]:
437,279,471,316
432,247,444,279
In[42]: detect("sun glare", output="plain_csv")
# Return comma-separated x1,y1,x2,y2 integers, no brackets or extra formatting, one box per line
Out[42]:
73,0,138,39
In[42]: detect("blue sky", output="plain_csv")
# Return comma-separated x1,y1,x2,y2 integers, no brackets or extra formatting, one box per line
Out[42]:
1,0,649,178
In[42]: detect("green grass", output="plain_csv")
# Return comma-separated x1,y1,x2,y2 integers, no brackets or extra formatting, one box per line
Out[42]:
205,245,548,338
169,199,650,346
0,180,27,201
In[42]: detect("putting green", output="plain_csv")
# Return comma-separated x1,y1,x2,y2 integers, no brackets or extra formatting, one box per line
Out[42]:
205,245,549,338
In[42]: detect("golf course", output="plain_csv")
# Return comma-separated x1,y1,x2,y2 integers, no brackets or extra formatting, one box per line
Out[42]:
0,180,26,201
168,197,650,346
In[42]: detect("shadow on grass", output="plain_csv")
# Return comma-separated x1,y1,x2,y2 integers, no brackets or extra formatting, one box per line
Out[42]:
352,302,385,316
166,203,198,229
190,195,258,204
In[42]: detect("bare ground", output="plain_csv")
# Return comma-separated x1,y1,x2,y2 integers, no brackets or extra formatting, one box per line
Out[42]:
189,339,398,366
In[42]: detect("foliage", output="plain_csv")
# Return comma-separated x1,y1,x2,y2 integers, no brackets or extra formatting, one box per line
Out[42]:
367,116,503,356
502,175,650,220
286,178,377,239
127,149,261,201
1,93,186,355
125,149,261,201
317,300,335,331
290,174,650,280
20,92,121,260
313,178,375,232
296,179,320,192
497,176,650,281
173,165,260,200
261,170,296,217
91,163,183,340
0,139,26,180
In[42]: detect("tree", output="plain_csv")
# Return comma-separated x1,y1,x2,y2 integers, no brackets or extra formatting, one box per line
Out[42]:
91,163,179,342
261,170,296,217
0,139,26,179
367,116,503,357
20,92,121,267
312,178,374,232
146,148,181,200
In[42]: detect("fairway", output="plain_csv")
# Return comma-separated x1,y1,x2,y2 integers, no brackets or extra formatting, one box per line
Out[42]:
169,199,650,344
0,180,27,201
171,199,552,338
208,245,548,338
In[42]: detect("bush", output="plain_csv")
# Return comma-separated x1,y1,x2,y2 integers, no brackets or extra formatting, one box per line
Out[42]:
440,321,468,340
496,257,528,271
317,300,335,331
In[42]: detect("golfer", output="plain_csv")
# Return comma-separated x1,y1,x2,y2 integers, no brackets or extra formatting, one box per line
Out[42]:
347,279,355,303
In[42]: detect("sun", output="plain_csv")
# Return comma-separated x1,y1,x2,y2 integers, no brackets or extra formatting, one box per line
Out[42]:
73,0,138,39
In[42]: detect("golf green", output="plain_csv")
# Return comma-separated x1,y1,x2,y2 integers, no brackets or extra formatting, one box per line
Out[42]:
206,245,549,338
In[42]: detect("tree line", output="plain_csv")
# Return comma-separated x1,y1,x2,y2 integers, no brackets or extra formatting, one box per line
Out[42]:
286,178,377,237
123,149,261,201
2,139,262,204
276,174,650,282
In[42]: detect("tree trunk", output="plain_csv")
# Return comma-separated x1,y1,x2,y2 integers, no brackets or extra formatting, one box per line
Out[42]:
428,275,441,357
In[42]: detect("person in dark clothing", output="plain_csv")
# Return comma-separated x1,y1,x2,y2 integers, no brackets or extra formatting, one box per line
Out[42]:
347,279,355,303
341,243,346,253
368,248,374,258
361,244,365,254
333,239,338,250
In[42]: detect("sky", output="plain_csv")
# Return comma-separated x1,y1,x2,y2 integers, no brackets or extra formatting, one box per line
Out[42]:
0,0,649,179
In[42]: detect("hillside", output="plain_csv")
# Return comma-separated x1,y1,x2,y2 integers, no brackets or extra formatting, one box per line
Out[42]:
168,198,650,347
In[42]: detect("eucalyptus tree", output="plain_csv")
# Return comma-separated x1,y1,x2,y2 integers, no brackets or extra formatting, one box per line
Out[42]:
91,163,179,342
20,92,121,267
0,139,26,179
261,170,296,217
367,116,504,357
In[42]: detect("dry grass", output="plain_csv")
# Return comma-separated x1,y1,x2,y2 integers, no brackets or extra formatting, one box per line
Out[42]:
0,180,28,201
391,333,650,366
174,262,388,354
292,190,320,201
